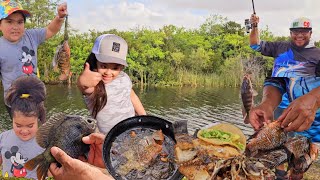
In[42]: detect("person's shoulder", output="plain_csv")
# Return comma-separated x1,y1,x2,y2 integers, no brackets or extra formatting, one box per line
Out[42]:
0,129,14,139
25,28,46,34
121,71,130,78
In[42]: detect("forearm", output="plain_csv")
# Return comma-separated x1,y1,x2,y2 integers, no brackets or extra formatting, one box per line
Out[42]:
250,27,259,46
131,90,146,115
308,86,320,108
45,16,65,40
261,86,282,111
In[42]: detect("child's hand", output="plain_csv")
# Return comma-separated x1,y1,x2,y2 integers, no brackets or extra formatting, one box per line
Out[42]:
79,63,102,88
57,2,68,19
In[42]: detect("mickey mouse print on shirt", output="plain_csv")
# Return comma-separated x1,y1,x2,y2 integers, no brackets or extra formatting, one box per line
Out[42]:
20,46,36,75
4,146,28,178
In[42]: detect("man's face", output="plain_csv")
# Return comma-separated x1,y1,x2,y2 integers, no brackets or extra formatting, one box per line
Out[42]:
290,28,312,47
0,12,25,43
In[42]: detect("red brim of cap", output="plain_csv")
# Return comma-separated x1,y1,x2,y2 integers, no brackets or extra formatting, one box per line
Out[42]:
13,9,31,17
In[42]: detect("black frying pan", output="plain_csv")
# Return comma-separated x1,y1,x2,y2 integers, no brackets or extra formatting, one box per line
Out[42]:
102,115,183,180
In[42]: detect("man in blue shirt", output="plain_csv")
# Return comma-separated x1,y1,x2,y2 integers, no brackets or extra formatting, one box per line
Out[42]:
249,15,320,179
249,15,320,134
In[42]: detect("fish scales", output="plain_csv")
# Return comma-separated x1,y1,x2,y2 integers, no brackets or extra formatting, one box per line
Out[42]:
24,113,96,180
53,15,71,81
241,74,256,124
246,121,287,154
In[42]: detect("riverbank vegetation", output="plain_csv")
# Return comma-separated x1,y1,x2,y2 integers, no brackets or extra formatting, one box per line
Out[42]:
18,1,319,88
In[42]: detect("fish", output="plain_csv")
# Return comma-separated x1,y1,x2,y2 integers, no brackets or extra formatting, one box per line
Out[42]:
241,73,258,124
173,120,197,164
285,136,318,178
246,121,287,156
254,148,288,169
115,129,165,176
24,113,96,180
52,15,71,81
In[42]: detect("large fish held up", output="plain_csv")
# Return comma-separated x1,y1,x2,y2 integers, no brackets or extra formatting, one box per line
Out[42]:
52,15,71,81
241,73,258,124
24,113,96,180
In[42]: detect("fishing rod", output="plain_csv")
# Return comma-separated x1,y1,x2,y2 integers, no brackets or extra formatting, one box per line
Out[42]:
245,0,257,33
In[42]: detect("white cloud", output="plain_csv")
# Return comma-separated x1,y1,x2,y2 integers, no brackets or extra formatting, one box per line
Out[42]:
66,0,320,40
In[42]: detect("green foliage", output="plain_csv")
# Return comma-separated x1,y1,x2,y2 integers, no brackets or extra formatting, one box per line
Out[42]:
0,0,288,87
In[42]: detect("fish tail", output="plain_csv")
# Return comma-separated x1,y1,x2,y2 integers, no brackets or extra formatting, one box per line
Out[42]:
59,73,68,81
37,161,50,180
244,113,250,124
173,120,188,134
241,107,250,124
24,154,44,170
24,154,49,180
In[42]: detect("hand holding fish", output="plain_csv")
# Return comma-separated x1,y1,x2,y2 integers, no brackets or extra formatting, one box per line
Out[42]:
79,133,106,168
49,146,114,180
278,92,319,132
249,102,274,131
57,2,68,19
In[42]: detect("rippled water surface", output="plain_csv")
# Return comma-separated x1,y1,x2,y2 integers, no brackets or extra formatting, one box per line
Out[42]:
0,85,262,136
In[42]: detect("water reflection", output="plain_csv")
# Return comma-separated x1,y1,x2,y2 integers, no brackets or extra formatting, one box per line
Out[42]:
0,85,261,136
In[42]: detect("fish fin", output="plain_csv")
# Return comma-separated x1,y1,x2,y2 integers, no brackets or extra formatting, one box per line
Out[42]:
252,89,258,96
173,120,188,135
241,107,250,124
193,128,200,138
36,160,50,180
59,73,68,81
53,64,59,72
36,113,66,148
24,153,44,170
244,114,250,124
52,44,63,69
52,45,61,67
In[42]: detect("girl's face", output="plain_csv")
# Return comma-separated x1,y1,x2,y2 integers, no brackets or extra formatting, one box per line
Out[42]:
0,12,25,43
97,62,123,84
13,111,38,141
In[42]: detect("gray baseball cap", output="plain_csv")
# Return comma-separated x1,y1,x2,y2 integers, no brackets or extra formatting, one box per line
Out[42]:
91,34,128,66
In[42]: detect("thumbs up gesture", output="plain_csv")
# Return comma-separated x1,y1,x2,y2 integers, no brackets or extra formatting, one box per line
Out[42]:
77,63,102,94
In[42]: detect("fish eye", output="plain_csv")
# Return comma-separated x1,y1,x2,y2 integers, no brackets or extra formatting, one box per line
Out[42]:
76,124,82,130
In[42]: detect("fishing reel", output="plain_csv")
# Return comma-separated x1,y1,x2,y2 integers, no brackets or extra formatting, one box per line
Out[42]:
244,18,258,33
244,19,252,33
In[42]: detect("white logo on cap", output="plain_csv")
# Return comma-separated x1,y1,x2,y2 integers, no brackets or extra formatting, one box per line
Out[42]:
112,42,120,53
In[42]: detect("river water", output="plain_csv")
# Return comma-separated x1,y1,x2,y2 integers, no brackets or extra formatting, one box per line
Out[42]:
0,85,261,136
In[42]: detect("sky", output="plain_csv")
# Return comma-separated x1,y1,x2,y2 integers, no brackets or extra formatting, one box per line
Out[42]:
65,0,320,40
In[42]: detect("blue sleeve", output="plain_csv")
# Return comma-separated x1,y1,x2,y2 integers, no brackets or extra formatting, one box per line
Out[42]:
263,77,287,94
250,41,277,56
250,44,261,52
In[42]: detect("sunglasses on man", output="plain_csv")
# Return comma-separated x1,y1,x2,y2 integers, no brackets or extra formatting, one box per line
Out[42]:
290,29,312,35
